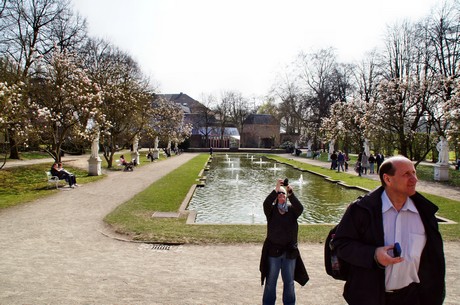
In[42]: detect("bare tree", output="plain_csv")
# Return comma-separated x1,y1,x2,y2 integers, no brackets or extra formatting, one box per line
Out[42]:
427,0,460,82
224,90,251,147
257,97,278,117
0,0,7,28
196,93,218,148
1,0,84,78
352,50,382,102
271,71,303,135
50,6,87,53
295,48,346,148
215,91,232,148
425,0,460,147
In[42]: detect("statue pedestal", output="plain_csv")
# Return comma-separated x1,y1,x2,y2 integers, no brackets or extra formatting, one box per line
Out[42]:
131,151,140,165
88,157,102,176
434,164,449,181
307,150,312,158
153,150,159,160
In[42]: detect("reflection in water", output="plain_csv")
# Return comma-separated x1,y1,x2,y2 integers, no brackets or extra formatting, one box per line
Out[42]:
187,154,365,224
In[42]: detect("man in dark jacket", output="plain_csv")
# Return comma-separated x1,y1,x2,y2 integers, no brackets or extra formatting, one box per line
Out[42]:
333,156,445,305
376,153,384,174
330,151,338,170
260,178,308,305
50,162,77,188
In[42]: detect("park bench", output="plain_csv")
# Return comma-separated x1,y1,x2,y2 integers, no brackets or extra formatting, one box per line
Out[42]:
116,160,134,171
45,171,66,189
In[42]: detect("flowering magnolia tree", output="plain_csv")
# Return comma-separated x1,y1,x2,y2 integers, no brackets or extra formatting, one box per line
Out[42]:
80,39,162,167
361,78,434,159
97,82,145,167
146,96,192,151
31,50,103,161
445,78,460,156
0,81,33,168
320,98,368,152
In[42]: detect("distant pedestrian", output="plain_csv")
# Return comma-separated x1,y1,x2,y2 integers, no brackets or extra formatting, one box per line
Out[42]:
361,152,369,175
147,150,154,162
376,153,384,174
368,153,376,174
330,151,338,170
337,151,345,172
313,151,320,159
356,152,363,177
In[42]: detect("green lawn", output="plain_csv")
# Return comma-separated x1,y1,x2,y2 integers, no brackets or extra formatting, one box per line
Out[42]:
0,150,161,209
0,163,105,209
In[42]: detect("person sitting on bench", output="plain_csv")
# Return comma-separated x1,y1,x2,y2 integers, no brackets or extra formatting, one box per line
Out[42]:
50,162,78,188
119,155,134,171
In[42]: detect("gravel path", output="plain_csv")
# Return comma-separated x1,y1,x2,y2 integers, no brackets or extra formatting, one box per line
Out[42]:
0,153,458,304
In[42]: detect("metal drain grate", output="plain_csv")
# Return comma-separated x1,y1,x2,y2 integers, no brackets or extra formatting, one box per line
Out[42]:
150,244,171,251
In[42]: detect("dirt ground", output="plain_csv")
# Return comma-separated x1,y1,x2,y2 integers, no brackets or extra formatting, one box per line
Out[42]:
1,153,458,304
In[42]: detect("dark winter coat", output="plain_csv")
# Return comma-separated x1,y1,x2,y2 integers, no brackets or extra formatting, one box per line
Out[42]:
332,187,445,305
259,190,309,286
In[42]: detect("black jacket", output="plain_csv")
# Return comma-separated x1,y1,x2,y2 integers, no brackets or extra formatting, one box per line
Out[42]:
332,187,445,305
50,166,64,179
259,190,309,286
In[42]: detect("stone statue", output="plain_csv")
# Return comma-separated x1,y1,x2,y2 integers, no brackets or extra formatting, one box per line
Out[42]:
437,137,449,164
132,136,139,152
90,131,100,159
154,136,159,150
364,139,370,157
307,140,312,151
328,139,335,161
329,139,335,155
88,130,102,176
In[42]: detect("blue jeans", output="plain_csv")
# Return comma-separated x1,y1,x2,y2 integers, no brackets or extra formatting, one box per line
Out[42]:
262,253,296,305
369,162,375,174
337,161,345,172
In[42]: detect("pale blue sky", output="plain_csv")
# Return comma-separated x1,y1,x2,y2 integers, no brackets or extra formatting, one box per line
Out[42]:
72,0,441,100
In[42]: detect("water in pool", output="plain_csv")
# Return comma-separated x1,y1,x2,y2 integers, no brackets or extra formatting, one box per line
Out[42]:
187,154,366,224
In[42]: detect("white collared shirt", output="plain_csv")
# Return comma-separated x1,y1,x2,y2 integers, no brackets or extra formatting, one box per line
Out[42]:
381,191,426,291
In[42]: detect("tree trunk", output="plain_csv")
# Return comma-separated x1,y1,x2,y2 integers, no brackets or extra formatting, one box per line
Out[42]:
399,132,408,157
8,136,20,159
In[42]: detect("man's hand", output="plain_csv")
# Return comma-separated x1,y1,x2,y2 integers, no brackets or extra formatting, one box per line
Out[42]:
275,179,283,192
374,245,404,267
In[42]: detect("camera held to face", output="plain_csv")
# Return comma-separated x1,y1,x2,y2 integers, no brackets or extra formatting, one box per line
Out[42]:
283,178,289,186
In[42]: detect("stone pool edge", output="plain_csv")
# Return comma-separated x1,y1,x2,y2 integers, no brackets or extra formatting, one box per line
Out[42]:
167,155,455,225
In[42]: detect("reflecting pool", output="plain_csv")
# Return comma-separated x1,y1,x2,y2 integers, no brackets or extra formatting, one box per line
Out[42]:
187,154,366,224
